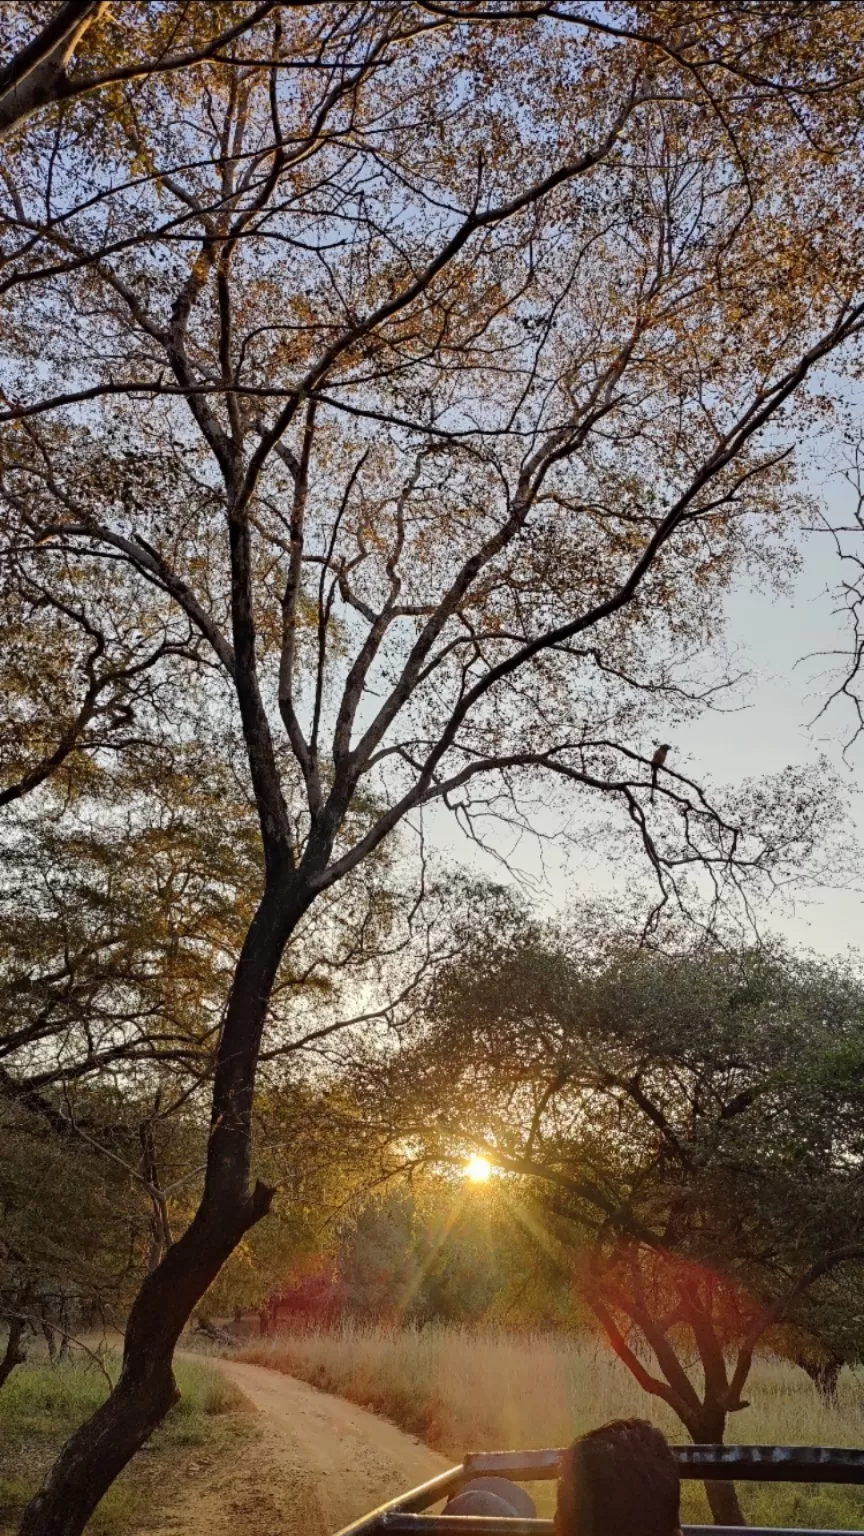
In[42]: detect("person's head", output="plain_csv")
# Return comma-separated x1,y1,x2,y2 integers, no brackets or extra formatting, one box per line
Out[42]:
554,1419,680,1536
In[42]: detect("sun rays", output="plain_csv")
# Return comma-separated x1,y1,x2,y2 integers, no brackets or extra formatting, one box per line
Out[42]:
464,1155,492,1183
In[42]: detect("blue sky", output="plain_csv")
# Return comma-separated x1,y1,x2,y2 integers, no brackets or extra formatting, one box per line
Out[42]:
427,463,864,959
678,517,864,954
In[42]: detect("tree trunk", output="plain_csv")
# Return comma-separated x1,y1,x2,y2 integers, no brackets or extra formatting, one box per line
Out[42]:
704,1477,746,1527
19,1195,270,1536
0,2,108,140
0,1316,27,1391
20,881,304,1536
691,1407,746,1526
42,1319,57,1363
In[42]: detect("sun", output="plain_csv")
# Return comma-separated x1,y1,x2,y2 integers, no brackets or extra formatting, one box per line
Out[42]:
464,1154,492,1183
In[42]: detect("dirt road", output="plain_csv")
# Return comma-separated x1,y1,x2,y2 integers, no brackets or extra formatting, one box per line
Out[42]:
144,1357,451,1536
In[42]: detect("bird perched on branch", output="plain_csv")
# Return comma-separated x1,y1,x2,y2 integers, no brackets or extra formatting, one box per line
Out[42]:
650,743,671,803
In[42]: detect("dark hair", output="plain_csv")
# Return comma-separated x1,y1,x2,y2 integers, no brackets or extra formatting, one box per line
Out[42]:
555,1419,680,1536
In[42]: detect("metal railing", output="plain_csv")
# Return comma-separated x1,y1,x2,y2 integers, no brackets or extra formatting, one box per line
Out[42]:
334,1445,864,1536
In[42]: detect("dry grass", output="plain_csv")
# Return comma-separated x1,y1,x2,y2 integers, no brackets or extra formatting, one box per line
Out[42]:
240,1324,864,1528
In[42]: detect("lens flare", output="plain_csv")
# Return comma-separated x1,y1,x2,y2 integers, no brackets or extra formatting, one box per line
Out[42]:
465,1154,492,1182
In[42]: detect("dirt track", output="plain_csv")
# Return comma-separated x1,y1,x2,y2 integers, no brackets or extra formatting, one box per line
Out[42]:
144,1357,451,1536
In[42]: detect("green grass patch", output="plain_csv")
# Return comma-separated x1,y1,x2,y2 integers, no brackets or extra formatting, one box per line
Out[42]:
0,1351,247,1535
0,1479,33,1527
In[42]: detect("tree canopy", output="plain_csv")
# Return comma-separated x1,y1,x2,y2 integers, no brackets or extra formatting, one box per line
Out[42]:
359,926,864,1516
4,4,864,1531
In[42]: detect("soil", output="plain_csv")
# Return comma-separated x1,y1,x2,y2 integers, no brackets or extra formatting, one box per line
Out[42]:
141,1357,452,1536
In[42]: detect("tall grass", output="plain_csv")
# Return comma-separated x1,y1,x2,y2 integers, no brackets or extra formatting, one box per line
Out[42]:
240,1324,864,1528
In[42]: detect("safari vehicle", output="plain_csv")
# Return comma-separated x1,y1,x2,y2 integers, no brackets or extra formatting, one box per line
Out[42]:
335,1444,864,1536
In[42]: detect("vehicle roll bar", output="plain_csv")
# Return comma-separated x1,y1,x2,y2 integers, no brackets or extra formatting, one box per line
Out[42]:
334,1445,864,1536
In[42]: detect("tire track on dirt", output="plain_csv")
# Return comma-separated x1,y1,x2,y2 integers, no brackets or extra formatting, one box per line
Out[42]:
144,1356,451,1536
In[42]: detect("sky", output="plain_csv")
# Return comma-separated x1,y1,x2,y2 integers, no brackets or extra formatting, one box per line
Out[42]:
678,514,864,954
428,464,864,960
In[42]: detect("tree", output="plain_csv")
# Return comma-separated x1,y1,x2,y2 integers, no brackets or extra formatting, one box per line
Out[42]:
0,3,278,139
369,931,864,1523
0,715,429,1371
0,1089,149,1391
411,1184,506,1325
0,501,217,808
333,1179,508,1325
3,5,864,1530
337,1188,420,1323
